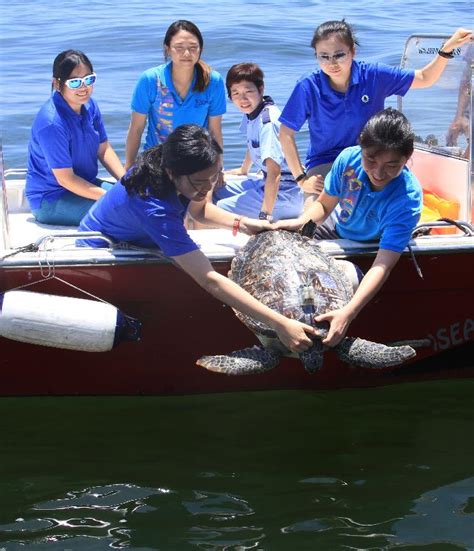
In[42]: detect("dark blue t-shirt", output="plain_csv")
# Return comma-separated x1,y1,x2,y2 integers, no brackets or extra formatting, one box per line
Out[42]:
279,60,415,169
26,92,108,209
79,180,199,257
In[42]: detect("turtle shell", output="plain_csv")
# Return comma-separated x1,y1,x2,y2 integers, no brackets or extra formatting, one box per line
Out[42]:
229,230,353,337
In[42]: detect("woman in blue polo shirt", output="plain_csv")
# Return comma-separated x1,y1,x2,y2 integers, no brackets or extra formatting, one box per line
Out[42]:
125,20,226,173
273,108,422,348
80,124,316,353
280,20,472,202
26,50,125,226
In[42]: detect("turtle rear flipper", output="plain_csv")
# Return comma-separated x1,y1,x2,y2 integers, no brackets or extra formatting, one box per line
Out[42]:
196,346,282,375
299,340,324,373
335,337,416,369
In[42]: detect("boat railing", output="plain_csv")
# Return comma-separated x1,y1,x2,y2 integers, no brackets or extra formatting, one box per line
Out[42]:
412,218,474,237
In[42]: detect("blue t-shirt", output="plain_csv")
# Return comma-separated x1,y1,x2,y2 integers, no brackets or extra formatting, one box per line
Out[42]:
131,61,227,149
26,92,108,209
325,146,422,253
78,179,199,257
279,60,415,169
240,97,296,188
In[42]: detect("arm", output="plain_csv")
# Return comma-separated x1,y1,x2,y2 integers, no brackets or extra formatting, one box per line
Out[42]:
172,248,316,352
261,157,281,216
125,112,147,170
316,248,401,347
225,149,252,176
280,124,324,194
98,141,126,180
208,115,225,187
51,168,107,200
411,28,472,89
188,199,270,234
272,191,339,231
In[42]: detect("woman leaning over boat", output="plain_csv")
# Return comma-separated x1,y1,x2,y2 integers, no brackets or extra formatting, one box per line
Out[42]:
125,19,226,176
80,124,317,353
280,20,472,203
25,50,125,226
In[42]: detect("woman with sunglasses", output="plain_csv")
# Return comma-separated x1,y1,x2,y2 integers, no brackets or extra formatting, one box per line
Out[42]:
279,20,472,204
80,124,316,353
26,50,125,225
125,20,226,176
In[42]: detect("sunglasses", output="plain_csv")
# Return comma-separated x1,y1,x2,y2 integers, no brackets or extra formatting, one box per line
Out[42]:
63,73,97,89
315,52,349,65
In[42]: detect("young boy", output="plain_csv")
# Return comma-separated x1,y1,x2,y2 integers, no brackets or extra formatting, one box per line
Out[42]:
273,108,423,348
213,63,304,221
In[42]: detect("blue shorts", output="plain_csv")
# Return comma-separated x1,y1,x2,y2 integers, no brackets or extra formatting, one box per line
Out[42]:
214,176,304,221
32,180,114,226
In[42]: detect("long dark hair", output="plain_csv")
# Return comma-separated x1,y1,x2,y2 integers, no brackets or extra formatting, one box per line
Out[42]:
310,19,359,51
52,50,93,92
359,107,415,158
123,124,223,198
163,20,211,92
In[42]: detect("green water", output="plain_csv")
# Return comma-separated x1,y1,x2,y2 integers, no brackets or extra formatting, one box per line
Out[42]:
0,380,473,550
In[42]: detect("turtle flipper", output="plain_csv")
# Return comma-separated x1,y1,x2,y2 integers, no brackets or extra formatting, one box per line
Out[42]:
196,346,282,375
298,340,324,373
335,337,416,369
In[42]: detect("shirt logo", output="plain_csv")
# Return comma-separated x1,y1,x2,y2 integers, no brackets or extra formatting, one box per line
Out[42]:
195,98,209,107
361,94,369,104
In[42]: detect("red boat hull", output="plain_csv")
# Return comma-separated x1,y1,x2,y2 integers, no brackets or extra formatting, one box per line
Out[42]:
1,250,473,396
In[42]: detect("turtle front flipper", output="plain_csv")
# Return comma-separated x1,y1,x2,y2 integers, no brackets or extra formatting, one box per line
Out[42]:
335,337,416,369
196,346,282,375
298,340,324,373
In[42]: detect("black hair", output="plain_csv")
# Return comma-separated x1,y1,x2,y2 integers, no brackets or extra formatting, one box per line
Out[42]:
163,20,211,92
123,124,223,198
359,107,415,158
225,62,264,99
52,50,93,92
310,19,359,50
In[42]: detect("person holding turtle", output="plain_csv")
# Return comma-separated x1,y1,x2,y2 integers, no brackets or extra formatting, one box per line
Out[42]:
80,124,317,353
272,108,422,348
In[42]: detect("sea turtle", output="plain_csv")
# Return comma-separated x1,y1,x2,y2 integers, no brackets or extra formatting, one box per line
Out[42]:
197,230,416,375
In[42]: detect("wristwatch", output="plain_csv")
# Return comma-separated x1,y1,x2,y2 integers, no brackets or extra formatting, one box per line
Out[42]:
259,210,272,221
295,171,307,183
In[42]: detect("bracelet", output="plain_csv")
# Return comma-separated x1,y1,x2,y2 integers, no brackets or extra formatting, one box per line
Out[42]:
295,171,307,183
232,217,242,236
438,49,454,59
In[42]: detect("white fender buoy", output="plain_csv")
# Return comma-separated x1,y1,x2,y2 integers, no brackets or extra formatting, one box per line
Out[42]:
0,290,141,352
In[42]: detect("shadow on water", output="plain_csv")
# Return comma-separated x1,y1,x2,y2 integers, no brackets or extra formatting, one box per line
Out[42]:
0,380,473,549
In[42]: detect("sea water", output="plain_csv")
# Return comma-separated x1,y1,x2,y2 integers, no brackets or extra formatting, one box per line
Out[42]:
1,0,473,548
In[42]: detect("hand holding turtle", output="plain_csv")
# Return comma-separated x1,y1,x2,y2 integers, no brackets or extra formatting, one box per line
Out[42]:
270,217,305,232
315,305,355,348
274,318,315,353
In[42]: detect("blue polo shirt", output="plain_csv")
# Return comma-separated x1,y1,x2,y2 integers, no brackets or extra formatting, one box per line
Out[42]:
325,146,422,253
279,60,415,169
131,61,226,148
26,92,108,209
78,180,199,257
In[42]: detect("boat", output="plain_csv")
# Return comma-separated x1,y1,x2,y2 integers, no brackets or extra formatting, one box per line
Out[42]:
1,34,473,396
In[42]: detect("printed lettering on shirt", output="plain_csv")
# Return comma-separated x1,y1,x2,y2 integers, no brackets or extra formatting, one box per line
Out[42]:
195,98,209,107
155,79,174,143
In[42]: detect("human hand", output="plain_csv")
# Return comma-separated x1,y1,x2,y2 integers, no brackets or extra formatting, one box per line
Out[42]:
314,306,355,347
240,217,272,235
275,318,315,353
270,217,305,232
224,167,248,176
300,174,324,194
446,116,470,146
443,28,473,51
